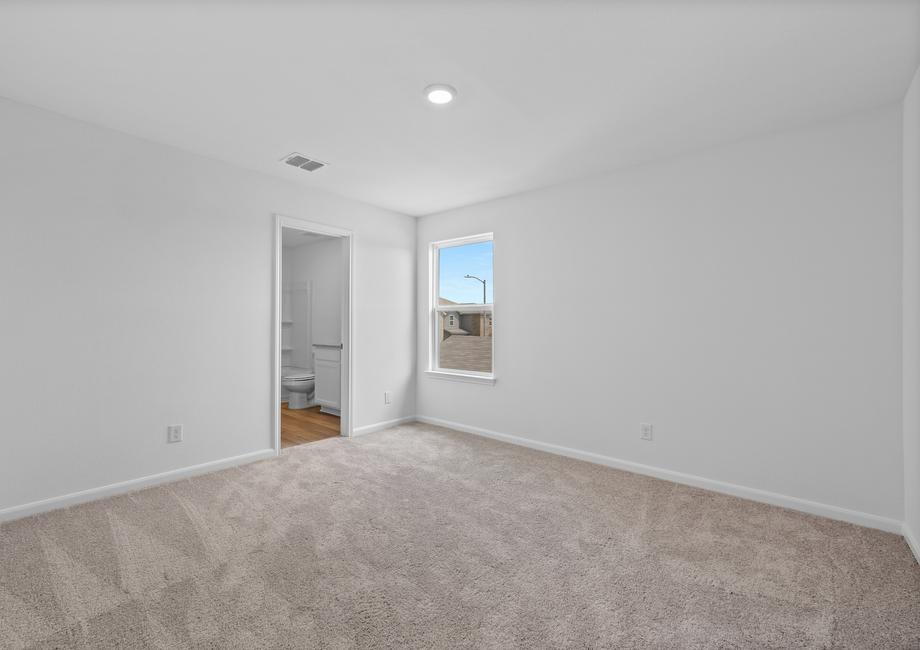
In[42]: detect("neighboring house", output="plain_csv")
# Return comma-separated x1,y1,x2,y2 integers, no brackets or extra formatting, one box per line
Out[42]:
460,312,493,337
438,298,493,340
438,299,466,339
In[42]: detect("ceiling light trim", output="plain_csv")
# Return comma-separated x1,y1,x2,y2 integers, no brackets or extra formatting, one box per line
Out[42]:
424,83,457,105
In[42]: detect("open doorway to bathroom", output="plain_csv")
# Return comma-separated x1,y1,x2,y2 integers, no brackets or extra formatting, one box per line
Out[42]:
273,215,353,451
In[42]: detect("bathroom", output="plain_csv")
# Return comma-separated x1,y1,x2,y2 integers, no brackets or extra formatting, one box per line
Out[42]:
280,227,346,447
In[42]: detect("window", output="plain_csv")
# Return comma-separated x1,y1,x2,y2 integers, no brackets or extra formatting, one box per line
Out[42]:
430,234,494,381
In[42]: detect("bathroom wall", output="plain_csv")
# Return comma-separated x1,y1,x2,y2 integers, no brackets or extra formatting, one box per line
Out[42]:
0,97,417,516
280,236,344,403
287,238,345,353
279,247,310,402
286,281,312,371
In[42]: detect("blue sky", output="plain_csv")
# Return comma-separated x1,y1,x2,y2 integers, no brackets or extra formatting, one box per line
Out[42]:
439,241,493,304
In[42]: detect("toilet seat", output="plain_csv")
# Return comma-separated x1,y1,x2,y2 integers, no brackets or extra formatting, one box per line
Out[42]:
282,366,314,381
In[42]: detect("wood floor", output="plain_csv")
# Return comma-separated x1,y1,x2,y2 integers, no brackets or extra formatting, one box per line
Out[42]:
281,403,340,448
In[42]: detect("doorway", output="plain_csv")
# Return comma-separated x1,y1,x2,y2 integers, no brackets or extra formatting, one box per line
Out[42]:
273,214,353,453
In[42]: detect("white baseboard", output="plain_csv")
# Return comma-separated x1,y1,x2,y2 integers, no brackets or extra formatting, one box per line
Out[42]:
415,415,903,534
0,448,276,524
352,415,416,437
904,522,920,566
4,413,910,547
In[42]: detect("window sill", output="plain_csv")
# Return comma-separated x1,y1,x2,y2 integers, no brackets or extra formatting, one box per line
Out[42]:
425,370,496,385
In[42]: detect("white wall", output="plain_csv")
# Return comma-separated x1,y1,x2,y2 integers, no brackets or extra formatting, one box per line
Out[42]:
0,97,416,514
279,250,304,384
904,65,920,549
417,105,904,524
287,238,344,352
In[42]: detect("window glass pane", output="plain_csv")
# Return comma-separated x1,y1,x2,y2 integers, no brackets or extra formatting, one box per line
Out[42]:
437,240,493,373
438,240,493,305
438,308,493,373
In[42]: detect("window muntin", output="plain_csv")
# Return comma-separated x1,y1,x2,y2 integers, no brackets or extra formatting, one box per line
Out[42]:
431,235,493,377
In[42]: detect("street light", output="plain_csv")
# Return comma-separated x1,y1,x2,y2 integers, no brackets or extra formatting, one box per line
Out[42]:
465,274,487,304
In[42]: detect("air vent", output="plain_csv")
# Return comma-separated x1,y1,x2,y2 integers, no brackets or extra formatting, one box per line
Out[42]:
281,152,327,172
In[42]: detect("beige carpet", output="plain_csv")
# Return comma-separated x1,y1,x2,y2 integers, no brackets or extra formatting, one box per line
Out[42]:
1,423,919,649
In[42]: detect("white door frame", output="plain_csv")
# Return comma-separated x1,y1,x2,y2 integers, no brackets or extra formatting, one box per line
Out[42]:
272,213,355,454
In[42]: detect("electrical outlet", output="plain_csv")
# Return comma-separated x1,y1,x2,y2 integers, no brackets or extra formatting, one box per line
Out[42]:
167,425,183,444
640,423,653,441
384,391,392,405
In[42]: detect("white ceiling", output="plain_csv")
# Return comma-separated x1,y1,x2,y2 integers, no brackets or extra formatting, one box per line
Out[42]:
281,228,335,249
1,2,918,217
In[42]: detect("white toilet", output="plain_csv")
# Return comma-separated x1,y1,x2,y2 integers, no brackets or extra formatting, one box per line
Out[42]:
281,366,315,409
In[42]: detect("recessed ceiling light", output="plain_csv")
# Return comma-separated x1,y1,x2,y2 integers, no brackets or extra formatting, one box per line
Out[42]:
425,84,456,105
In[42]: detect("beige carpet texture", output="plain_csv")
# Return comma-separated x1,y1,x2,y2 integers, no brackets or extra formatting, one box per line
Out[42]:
1,422,918,649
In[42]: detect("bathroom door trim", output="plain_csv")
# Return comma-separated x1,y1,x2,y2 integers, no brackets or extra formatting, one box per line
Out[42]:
272,213,355,454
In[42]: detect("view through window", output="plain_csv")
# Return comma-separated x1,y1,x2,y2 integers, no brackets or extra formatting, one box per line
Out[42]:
434,236,493,375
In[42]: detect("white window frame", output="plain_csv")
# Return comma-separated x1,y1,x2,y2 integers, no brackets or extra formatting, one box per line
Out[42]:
427,233,495,385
